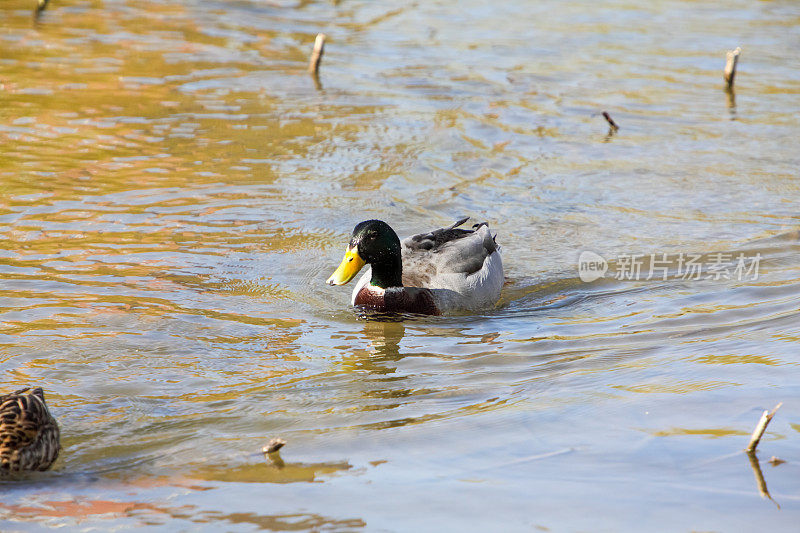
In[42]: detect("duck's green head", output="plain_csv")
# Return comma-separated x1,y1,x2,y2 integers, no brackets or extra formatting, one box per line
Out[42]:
327,220,402,286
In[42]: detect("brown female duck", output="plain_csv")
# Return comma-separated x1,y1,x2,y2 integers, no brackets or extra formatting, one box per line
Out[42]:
0,387,60,473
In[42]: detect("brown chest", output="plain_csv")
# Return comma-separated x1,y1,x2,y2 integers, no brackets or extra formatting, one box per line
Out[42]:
354,286,440,315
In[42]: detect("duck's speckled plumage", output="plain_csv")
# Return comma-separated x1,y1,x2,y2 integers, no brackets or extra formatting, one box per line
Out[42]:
0,387,60,473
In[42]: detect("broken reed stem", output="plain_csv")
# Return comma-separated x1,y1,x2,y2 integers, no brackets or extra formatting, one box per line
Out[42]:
308,33,326,75
724,47,741,90
746,402,782,453
262,437,286,454
602,111,619,131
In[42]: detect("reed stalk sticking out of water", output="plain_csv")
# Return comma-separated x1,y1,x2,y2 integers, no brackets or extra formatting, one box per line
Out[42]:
308,33,326,75
263,438,286,468
262,437,286,454
746,402,782,453
602,111,619,132
724,47,741,90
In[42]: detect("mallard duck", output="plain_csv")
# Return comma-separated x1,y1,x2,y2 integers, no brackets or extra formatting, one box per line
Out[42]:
327,217,503,315
0,387,60,473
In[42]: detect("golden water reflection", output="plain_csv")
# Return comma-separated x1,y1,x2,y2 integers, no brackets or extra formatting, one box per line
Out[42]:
190,451,352,484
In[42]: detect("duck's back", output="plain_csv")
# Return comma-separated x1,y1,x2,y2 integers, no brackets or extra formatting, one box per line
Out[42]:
400,219,503,311
0,387,60,472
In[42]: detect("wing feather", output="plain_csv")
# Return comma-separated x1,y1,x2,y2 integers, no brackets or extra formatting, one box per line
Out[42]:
400,219,499,289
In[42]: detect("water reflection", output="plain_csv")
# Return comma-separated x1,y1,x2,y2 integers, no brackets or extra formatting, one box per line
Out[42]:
339,320,406,375
0,495,366,530
746,451,779,509
2,0,800,528
0,497,172,523
726,86,737,120
33,0,49,25
190,452,352,484
193,511,365,531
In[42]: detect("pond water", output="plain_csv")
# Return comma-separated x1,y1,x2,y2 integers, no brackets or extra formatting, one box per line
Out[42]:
1,0,800,530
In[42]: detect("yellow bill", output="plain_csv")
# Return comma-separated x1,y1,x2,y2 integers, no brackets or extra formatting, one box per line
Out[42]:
326,246,366,285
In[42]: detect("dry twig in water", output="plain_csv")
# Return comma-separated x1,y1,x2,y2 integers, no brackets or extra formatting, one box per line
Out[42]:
308,33,326,75
602,111,619,131
262,437,286,454
724,47,741,90
746,402,782,453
